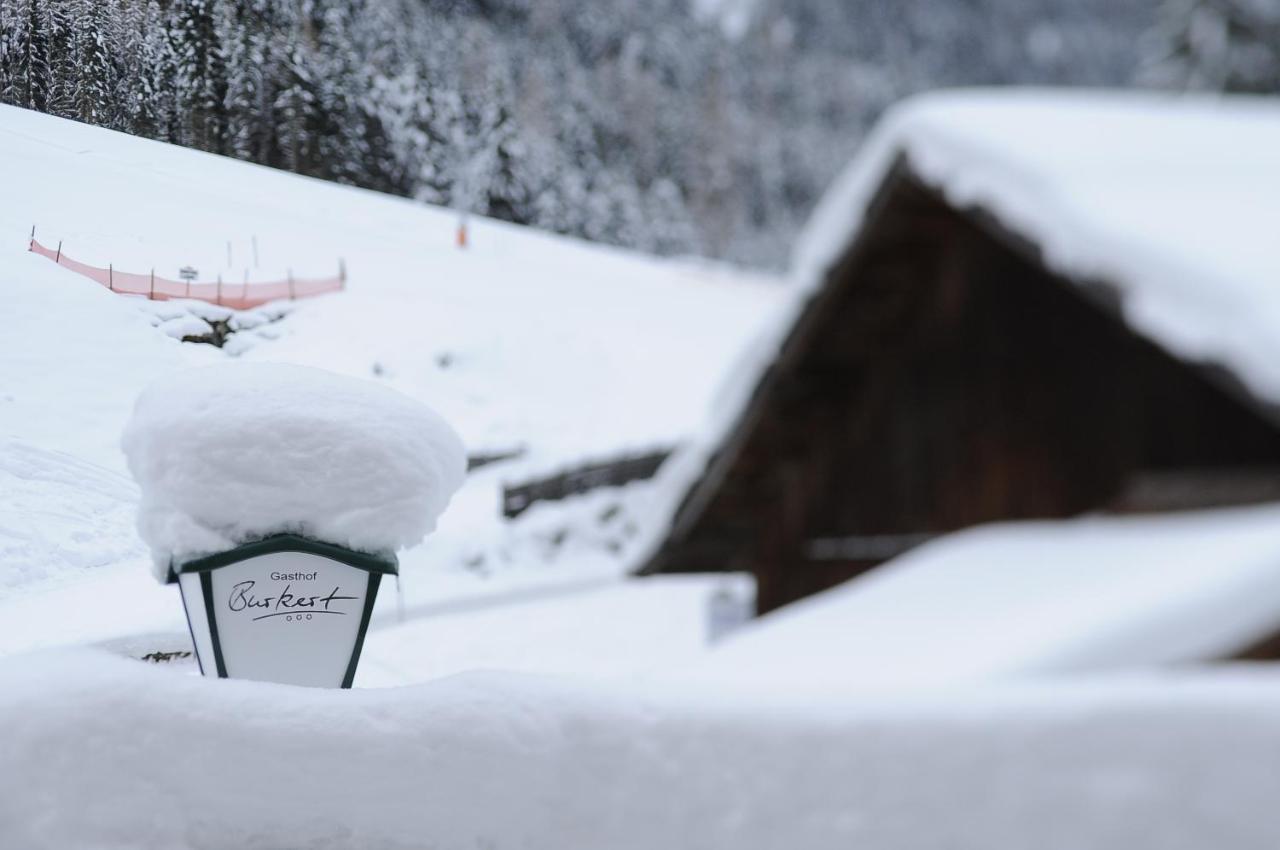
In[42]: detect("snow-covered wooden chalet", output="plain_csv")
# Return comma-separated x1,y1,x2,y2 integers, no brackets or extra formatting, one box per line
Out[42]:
644,90,1280,618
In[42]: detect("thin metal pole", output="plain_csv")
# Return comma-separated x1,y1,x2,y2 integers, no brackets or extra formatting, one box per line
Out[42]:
216,274,222,306
150,269,155,300
108,264,114,291
55,241,62,263
288,269,295,301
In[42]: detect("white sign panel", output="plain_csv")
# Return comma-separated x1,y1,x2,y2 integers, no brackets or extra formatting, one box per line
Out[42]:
179,550,373,688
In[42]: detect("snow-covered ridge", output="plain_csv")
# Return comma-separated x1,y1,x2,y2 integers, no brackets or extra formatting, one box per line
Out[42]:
795,89,1280,405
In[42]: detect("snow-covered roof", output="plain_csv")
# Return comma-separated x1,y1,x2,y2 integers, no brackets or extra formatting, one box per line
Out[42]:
690,504,1280,695
795,88,1280,405
638,89,1280,577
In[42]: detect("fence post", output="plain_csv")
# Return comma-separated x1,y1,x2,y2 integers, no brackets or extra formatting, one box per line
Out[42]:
109,264,114,291
28,225,34,250
288,269,295,301
55,241,62,264
185,276,191,299
216,274,223,306
149,269,155,300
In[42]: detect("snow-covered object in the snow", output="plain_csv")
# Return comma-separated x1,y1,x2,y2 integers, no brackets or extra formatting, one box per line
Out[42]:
121,362,466,579
794,89,1280,404
691,504,1280,695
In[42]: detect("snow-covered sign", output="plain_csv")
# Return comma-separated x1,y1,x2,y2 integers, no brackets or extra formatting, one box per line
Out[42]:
122,362,466,688
173,536,395,688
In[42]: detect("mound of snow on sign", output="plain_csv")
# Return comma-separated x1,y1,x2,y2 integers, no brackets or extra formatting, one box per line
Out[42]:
121,362,466,577
0,439,146,591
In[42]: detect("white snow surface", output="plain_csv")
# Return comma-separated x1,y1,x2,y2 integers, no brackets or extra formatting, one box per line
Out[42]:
0,438,146,591
693,504,1280,695
121,362,466,577
795,89,1280,403
358,573,754,686
0,103,784,635
4,648,1280,849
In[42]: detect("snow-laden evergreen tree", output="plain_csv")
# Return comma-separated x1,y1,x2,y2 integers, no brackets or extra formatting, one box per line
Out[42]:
273,32,307,175
222,0,276,164
168,0,228,152
72,0,117,127
42,0,75,118
130,0,179,142
0,0,52,111
1142,0,1280,92
308,0,371,186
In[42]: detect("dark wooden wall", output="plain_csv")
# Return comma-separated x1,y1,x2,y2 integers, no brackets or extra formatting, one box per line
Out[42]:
652,170,1280,613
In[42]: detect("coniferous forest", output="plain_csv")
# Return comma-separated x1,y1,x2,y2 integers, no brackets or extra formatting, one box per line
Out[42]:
2,0,1274,267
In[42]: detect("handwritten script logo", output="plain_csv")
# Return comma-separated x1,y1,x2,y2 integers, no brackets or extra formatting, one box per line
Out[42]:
228,581,358,622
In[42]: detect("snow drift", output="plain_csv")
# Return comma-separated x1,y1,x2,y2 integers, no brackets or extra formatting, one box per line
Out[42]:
121,362,466,577
3,648,1280,850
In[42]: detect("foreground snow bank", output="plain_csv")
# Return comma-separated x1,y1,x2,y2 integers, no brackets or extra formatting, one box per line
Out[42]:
122,362,466,577
3,649,1280,849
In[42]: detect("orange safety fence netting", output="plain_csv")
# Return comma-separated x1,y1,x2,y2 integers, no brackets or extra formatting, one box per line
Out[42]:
28,238,345,310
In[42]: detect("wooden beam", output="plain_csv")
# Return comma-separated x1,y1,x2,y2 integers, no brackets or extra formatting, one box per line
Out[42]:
503,449,672,519
805,533,937,562
1111,468,1280,513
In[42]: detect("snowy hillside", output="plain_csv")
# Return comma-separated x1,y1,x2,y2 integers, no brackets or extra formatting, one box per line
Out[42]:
0,105,785,654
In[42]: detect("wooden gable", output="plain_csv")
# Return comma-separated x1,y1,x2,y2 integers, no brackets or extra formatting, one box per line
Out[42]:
645,160,1280,613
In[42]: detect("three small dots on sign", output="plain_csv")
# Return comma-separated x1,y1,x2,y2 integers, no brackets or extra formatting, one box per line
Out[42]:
284,614,314,622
